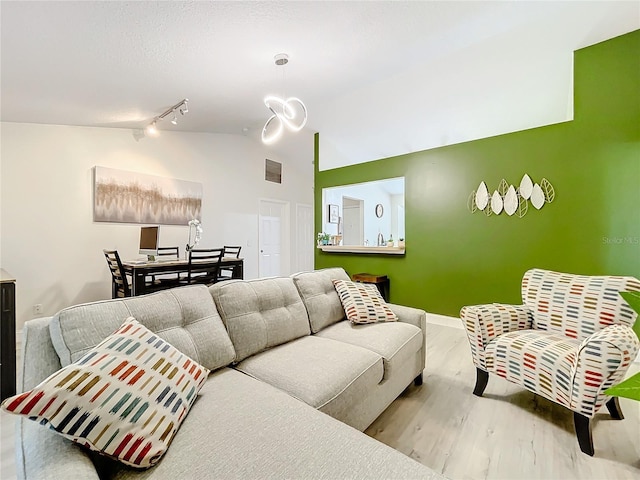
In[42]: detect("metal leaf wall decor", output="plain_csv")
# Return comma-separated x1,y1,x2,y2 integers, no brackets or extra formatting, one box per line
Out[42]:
468,174,554,218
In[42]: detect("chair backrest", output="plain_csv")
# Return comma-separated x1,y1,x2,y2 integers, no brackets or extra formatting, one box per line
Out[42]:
157,246,179,259
103,249,130,298
522,268,640,341
188,248,224,284
223,245,242,258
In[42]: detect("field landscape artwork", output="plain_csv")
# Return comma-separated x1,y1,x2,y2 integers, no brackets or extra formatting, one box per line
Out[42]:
94,166,202,225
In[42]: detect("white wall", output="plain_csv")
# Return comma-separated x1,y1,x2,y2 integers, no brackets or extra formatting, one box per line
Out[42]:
316,12,577,170
0,122,313,331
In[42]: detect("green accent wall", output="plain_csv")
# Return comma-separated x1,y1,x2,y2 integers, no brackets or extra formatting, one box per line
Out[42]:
314,30,640,317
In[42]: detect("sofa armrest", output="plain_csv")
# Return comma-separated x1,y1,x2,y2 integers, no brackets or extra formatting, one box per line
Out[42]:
20,317,62,391
387,303,426,331
14,317,100,479
460,303,532,370
571,324,640,417
387,303,426,372
16,419,99,480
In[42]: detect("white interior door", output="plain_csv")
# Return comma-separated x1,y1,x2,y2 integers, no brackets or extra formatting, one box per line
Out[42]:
259,200,288,277
295,203,314,273
342,197,363,246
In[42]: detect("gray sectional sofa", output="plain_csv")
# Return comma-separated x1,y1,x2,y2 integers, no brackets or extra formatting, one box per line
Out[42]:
16,267,442,479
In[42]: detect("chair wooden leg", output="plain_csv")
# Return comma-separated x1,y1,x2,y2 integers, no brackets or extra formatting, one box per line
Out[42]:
473,368,489,397
573,412,594,456
606,397,624,420
414,373,423,386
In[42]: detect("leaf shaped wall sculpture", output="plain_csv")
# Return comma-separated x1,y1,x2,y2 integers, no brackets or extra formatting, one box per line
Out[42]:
519,174,533,200
541,178,555,203
475,182,489,210
497,179,509,196
467,190,478,213
531,183,545,209
503,185,518,216
484,202,493,216
516,194,529,218
491,190,503,214
469,175,554,217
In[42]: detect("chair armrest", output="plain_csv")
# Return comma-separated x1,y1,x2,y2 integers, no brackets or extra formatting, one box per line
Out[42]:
460,303,533,370
571,324,640,416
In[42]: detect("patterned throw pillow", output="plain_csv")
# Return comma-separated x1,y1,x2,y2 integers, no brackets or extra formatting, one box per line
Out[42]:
333,279,398,324
1,317,209,468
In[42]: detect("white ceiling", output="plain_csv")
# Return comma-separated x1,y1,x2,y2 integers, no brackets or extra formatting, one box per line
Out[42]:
1,1,638,167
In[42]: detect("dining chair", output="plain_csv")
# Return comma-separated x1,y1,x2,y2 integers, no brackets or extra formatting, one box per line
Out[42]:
149,246,182,286
183,248,224,286
157,246,180,259
103,249,131,298
218,245,242,282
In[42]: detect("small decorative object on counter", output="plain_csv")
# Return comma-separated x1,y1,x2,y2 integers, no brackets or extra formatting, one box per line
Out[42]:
317,232,331,245
398,238,405,248
387,235,394,247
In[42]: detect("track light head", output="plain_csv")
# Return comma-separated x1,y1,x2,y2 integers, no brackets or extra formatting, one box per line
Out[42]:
145,121,159,136
171,111,178,125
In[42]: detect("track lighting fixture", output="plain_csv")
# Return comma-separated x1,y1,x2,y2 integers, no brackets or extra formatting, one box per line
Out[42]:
145,99,188,135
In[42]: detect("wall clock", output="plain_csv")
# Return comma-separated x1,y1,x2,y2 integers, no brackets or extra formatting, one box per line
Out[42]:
375,204,384,218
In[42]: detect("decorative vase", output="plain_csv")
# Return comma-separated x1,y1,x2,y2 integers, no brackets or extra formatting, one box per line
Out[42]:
398,240,405,248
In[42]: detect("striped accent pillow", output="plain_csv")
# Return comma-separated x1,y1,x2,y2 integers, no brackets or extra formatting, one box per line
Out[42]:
1,317,209,468
333,279,398,324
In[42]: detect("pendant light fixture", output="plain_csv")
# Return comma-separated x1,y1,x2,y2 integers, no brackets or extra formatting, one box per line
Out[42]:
262,53,308,144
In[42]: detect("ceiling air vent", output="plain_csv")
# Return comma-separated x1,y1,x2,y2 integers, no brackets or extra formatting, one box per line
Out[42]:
265,159,282,184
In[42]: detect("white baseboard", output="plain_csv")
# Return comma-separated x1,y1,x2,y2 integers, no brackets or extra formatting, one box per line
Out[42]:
426,313,463,330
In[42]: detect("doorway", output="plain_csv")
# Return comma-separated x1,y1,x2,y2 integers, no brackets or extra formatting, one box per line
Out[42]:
258,199,289,277
342,197,363,246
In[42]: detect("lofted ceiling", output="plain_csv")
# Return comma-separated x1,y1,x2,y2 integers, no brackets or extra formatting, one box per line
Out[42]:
1,1,638,167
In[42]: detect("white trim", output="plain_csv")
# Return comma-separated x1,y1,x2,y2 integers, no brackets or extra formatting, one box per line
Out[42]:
426,313,462,329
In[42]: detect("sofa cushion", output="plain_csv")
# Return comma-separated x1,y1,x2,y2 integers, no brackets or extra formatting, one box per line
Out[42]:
315,320,422,380
485,329,580,406
105,368,441,480
291,267,350,333
50,285,235,372
2,317,209,469
333,279,398,324
234,336,383,426
209,277,310,362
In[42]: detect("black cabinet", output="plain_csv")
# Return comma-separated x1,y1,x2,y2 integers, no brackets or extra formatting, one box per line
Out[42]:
1,271,16,401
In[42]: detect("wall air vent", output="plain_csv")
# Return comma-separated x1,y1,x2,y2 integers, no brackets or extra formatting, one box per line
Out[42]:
265,159,282,184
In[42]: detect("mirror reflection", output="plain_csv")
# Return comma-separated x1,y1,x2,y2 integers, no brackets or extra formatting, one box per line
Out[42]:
321,177,405,247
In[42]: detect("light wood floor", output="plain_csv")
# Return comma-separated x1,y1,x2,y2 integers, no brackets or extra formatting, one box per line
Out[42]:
366,321,640,480
2,321,639,480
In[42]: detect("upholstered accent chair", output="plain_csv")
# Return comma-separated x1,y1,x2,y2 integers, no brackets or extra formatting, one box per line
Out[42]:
461,268,640,456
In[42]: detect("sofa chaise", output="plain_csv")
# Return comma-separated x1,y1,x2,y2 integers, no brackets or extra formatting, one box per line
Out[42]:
13,267,442,479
